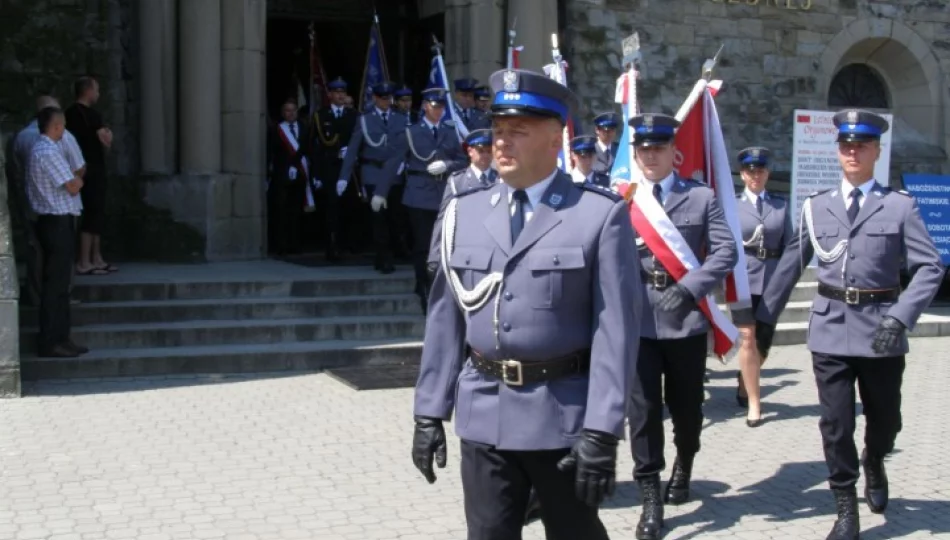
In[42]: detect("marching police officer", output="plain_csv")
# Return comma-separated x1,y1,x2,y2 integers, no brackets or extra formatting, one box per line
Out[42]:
625,113,738,540
385,87,467,312
569,135,611,188
592,112,620,174
474,85,491,113
731,147,792,426
394,84,419,125
453,77,490,130
312,77,358,262
412,68,642,540
755,110,944,540
338,81,408,274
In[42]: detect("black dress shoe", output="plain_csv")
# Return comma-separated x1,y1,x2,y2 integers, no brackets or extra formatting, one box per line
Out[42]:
66,341,89,355
39,344,79,358
862,449,888,514
826,488,860,539
636,475,664,540
523,489,543,526
736,371,749,408
664,455,693,505
378,263,395,274
746,417,762,428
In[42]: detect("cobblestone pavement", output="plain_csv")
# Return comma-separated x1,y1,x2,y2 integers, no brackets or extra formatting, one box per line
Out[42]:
1,339,949,540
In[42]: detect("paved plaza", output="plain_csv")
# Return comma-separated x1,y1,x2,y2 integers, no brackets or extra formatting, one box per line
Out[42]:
1,339,949,539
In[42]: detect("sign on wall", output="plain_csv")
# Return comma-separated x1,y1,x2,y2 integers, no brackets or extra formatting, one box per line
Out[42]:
789,109,894,223
901,174,950,265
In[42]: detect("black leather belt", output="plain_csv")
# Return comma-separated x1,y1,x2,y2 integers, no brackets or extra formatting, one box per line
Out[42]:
817,282,900,306
744,246,782,260
360,158,385,168
641,270,672,290
471,349,590,386
406,168,432,175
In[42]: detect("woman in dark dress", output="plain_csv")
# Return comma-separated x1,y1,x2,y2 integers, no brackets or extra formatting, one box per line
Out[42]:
732,147,793,426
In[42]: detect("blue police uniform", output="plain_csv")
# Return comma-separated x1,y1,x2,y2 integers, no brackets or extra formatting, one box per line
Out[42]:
412,68,642,540
474,85,491,114
338,82,408,273
755,109,945,539
393,85,419,125
384,87,467,309
592,112,621,174
624,113,738,540
454,77,491,130
569,135,611,188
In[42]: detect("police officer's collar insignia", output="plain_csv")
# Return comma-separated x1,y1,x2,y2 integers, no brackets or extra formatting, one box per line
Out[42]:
490,192,501,207
550,193,563,207
677,180,685,187
847,110,859,124
502,70,519,93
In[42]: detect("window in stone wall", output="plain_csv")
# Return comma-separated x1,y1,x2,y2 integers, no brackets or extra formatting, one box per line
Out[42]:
828,63,890,109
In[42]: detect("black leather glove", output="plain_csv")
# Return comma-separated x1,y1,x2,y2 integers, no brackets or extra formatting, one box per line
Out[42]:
872,316,905,354
411,416,447,484
556,429,618,507
755,322,775,359
657,284,693,312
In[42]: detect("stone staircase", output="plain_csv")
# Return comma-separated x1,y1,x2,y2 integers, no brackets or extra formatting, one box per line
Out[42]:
18,262,950,380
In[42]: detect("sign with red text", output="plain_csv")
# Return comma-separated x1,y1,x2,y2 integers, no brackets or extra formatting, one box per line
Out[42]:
790,109,893,222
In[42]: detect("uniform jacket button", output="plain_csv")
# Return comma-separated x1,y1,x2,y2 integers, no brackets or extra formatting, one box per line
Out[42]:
553,255,560,265
849,277,856,283
502,322,511,332
504,291,513,301
849,254,855,260
465,256,471,264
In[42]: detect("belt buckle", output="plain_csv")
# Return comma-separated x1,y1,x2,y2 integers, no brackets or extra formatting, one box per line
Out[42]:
653,272,669,289
756,247,768,260
501,359,524,386
844,287,860,305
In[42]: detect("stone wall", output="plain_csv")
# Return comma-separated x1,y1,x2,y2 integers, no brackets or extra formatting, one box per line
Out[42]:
0,136,21,397
564,0,950,178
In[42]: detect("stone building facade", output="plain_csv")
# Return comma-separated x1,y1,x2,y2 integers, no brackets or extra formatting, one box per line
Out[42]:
0,0,947,264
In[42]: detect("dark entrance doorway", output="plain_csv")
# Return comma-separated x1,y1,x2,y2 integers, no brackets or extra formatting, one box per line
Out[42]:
264,1,443,260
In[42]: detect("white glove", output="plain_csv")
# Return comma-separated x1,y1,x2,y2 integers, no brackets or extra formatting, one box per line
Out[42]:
371,195,388,212
313,179,323,190
426,160,447,175
288,167,298,180
336,180,348,196
339,147,348,159
397,162,406,175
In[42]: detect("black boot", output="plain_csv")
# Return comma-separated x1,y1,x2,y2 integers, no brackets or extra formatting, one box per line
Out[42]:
664,454,694,505
523,489,542,526
325,233,342,263
862,449,888,514
636,475,664,540
826,488,860,540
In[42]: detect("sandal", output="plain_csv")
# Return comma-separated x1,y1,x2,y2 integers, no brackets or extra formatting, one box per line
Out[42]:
96,264,119,273
76,267,109,276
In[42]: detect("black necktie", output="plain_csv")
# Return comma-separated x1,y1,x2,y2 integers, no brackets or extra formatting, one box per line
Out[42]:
755,196,763,216
848,188,862,223
432,126,438,140
511,189,528,244
479,172,488,184
381,113,388,126
290,123,297,139
653,183,663,206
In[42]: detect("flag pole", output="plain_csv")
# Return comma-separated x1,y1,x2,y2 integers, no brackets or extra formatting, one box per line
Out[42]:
432,35,469,140
675,44,723,122
506,17,517,70
550,33,572,173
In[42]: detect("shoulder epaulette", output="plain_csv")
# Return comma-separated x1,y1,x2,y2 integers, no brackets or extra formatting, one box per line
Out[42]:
893,188,912,197
769,193,787,201
455,183,492,199
443,120,456,127
579,182,622,202
807,188,833,198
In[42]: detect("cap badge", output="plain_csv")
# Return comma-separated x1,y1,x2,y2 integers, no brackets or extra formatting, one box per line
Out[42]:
643,115,654,129
751,148,760,158
502,70,519,93
847,110,859,124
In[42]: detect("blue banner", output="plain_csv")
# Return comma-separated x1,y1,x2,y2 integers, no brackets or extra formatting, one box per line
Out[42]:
609,101,634,185
902,173,950,265
359,23,388,112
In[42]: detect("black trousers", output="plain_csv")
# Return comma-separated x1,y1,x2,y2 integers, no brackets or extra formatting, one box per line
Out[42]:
812,353,905,489
22,218,44,307
319,160,343,250
629,334,708,478
36,215,75,351
269,178,305,254
407,207,438,295
364,184,392,266
387,183,410,256
461,440,609,540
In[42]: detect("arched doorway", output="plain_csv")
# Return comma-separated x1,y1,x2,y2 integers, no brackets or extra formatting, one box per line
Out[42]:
828,63,889,109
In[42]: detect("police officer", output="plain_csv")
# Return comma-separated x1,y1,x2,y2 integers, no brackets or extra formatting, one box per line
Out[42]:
385,87,467,312
592,112,620,174
731,147,792,426
474,85,491,113
394,84,419,125
338,81,408,274
625,113,738,540
312,77,358,262
754,110,944,540
569,135,610,187
411,68,642,540
453,77,490,130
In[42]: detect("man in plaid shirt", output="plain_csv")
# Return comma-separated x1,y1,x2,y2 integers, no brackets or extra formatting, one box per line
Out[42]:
27,106,87,358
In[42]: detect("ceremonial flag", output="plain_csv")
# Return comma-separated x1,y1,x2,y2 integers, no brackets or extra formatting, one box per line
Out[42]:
609,69,639,185
358,16,390,112
543,35,573,173
506,22,523,70
428,47,469,141
309,22,329,115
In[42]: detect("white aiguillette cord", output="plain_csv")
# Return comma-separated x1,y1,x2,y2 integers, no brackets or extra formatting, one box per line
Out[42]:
801,197,849,280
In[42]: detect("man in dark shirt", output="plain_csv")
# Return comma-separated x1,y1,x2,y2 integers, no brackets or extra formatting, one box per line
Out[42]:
65,75,115,276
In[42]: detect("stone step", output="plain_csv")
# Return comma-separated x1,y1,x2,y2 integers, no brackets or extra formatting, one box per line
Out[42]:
71,271,418,302
20,338,425,380
20,315,426,352
19,294,423,326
